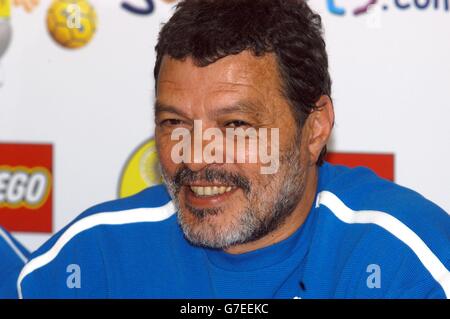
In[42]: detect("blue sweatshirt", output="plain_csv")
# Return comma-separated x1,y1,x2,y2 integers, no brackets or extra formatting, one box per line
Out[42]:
0,226,29,298
18,162,450,298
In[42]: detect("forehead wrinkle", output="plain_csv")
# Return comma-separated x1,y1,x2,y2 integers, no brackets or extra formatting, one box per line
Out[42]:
157,52,286,122
213,70,276,97
208,100,267,118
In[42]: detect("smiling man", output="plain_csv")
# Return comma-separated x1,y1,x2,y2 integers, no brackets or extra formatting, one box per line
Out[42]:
154,50,320,254
18,0,450,299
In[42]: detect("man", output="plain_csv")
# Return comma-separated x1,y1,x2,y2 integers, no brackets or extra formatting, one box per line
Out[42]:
18,0,449,298
0,226,29,298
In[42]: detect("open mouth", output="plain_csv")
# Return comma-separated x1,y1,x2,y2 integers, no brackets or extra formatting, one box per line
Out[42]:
183,184,239,208
189,185,233,196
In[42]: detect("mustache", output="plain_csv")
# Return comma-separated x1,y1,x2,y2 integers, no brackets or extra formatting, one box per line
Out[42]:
171,165,251,195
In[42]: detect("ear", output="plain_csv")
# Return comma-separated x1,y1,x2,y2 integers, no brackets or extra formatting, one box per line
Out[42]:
305,95,334,165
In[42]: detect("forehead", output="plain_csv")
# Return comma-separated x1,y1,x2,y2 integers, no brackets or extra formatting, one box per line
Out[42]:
156,51,283,105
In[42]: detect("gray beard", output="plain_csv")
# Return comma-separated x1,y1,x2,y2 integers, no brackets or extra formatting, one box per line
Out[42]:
160,142,307,249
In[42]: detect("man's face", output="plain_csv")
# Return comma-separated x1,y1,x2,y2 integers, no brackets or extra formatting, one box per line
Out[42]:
155,51,309,249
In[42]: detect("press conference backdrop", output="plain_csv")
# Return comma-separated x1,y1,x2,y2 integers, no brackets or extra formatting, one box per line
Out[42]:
0,0,449,252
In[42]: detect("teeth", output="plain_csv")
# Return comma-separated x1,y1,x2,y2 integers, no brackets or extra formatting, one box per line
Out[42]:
190,186,234,196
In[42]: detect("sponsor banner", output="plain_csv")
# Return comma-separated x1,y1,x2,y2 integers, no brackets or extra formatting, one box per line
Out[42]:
0,143,53,233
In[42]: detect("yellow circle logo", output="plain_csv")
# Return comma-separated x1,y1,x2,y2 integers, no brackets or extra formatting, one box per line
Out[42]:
118,138,163,198
46,0,97,49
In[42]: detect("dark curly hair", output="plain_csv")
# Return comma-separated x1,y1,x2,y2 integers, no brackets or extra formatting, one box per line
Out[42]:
154,0,332,165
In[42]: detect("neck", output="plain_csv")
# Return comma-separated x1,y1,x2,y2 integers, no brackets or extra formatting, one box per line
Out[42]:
225,166,318,255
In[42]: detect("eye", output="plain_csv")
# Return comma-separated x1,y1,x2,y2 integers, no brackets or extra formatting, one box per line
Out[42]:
160,119,185,126
225,120,250,128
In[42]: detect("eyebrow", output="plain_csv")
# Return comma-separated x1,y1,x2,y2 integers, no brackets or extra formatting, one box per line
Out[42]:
154,101,190,119
154,100,265,119
211,100,264,117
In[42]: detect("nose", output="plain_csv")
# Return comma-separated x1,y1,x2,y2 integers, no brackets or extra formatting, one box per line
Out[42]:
183,120,227,172
184,159,209,173
184,142,227,172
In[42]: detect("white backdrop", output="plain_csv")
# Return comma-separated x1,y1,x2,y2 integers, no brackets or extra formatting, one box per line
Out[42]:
0,0,449,252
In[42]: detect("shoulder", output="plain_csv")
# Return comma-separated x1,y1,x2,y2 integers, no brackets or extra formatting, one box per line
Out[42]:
318,162,449,240
316,162,450,298
18,184,177,298
63,183,176,235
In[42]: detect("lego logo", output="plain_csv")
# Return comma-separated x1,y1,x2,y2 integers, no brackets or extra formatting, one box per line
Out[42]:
0,166,52,209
